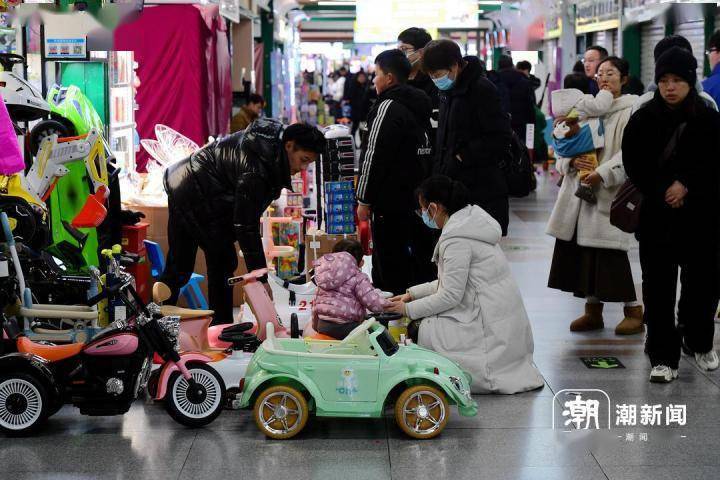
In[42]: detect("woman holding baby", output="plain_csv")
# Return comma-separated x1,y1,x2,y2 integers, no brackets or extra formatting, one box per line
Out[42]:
546,56,643,335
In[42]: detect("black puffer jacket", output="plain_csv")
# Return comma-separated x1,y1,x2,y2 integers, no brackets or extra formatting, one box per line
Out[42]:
357,84,432,213
435,56,512,235
622,90,720,244
164,118,292,272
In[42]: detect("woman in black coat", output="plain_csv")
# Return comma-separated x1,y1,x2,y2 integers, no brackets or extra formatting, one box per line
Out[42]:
422,40,512,235
622,47,720,383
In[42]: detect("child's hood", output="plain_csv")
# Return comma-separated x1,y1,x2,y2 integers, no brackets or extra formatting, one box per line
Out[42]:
314,252,359,290
551,88,584,117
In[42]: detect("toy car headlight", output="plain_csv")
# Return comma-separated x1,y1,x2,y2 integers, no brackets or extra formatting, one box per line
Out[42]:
449,375,471,400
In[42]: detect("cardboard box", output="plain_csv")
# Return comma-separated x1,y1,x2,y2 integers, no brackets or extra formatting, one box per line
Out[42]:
305,230,358,281
125,204,247,307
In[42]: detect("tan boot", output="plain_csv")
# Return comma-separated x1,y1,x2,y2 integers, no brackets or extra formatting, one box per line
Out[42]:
570,303,604,332
615,305,645,335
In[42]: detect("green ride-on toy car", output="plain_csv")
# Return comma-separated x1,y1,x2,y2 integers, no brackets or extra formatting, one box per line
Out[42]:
237,319,478,440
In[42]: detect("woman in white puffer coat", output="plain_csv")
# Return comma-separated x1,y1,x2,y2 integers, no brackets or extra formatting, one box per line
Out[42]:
387,176,544,394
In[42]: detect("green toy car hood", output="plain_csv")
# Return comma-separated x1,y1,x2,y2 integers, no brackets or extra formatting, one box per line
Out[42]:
392,343,473,386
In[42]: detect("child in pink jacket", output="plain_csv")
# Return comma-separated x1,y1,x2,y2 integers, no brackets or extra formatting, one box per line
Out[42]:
313,239,389,339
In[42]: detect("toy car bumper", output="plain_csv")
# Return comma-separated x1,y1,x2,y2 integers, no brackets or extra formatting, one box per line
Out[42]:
457,400,478,417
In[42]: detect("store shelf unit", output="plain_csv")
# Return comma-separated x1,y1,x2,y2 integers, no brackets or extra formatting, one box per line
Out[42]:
109,51,137,174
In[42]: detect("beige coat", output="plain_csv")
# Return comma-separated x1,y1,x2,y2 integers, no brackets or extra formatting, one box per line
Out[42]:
546,94,638,251
405,205,544,394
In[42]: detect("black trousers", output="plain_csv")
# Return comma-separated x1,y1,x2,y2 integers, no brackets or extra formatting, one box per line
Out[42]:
640,239,719,369
371,211,436,295
160,208,239,325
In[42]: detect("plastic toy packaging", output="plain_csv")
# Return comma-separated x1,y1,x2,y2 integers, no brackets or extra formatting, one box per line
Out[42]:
126,124,201,206
0,93,24,175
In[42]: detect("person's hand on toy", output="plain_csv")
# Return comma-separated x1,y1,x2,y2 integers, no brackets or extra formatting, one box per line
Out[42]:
263,282,274,300
386,300,407,316
357,204,371,222
572,155,596,172
582,172,603,187
389,292,412,303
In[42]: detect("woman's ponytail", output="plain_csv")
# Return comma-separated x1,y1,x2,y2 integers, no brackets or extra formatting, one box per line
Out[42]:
416,175,471,215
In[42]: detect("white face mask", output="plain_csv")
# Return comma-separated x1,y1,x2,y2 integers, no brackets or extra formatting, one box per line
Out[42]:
405,49,421,66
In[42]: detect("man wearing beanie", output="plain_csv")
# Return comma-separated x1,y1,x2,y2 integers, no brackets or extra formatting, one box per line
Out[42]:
633,35,717,113
622,45,720,383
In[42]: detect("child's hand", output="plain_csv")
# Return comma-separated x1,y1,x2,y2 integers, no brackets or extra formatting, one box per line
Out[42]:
389,293,412,303
386,301,407,316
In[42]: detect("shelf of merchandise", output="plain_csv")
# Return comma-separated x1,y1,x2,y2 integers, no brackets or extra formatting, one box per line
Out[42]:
109,51,137,175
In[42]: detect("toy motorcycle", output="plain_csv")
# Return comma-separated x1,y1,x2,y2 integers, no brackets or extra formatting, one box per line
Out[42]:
0,235,226,434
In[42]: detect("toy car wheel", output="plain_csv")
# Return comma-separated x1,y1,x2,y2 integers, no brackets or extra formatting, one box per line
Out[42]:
165,363,225,428
29,119,74,157
253,385,308,439
0,373,49,434
395,385,449,439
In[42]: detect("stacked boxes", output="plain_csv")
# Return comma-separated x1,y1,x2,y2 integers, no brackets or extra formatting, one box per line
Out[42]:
323,136,355,182
324,180,355,234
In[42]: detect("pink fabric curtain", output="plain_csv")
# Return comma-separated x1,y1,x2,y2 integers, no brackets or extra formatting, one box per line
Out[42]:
114,5,231,172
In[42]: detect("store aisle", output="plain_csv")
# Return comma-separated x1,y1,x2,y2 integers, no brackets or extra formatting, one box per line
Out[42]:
2,172,719,480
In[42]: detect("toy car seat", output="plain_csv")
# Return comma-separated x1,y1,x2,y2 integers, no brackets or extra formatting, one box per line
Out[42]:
152,282,230,356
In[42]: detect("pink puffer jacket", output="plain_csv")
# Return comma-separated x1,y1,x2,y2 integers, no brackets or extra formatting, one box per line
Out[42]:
313,252,388,324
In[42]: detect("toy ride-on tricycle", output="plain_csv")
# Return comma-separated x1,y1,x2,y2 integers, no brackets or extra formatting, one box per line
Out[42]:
237,318,478,440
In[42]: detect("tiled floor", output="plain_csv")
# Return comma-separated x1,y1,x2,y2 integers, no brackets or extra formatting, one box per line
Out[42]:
2,171,719,480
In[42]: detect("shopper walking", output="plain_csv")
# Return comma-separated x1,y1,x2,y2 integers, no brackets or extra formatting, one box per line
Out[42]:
387,175,543,394
702,30,720,108
422,39,512,235
546,57,643,334
356,49,435,294
348,70,370,136
623,47,720,383
162,119,325,324
583,45,608,95
230,93,264,133
496,54,536,141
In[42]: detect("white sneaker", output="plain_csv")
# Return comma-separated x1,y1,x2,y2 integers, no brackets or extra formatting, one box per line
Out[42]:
695,351,720,371
649,365,679,383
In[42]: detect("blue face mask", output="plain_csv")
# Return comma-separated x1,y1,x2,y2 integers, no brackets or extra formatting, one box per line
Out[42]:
421,208,440,229
432,74,454,91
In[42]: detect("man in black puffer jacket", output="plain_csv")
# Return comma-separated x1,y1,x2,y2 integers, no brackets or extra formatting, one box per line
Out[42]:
357,49,435,295
162,118,325,324
422,40,512,235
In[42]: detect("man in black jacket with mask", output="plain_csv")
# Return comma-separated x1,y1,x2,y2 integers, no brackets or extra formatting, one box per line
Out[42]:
423,40,512,235
162,119,325,325
398,27,439,148
357,49,435,294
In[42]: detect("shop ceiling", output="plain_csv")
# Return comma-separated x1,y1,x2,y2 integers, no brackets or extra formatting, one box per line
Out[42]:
292,0,506,43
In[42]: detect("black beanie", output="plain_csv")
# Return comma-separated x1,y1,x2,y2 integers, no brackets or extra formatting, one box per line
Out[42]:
653,35,693,61
655,46,697,86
